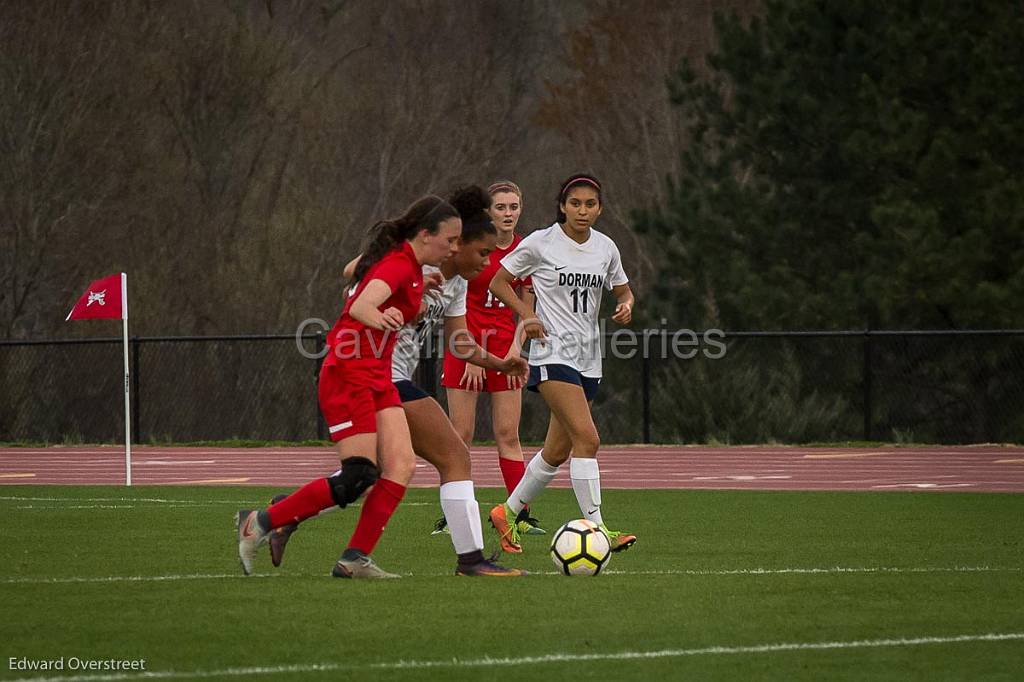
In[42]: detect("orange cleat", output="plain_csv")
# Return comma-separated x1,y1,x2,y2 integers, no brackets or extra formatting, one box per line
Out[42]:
488,504,523,554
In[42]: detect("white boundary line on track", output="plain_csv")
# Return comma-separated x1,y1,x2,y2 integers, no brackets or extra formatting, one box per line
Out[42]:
0,497,433,508
0,496,245,504
8,632,1024,681
1,565,1018,585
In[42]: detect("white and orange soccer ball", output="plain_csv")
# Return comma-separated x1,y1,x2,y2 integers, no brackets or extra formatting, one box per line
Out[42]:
549,519,611,576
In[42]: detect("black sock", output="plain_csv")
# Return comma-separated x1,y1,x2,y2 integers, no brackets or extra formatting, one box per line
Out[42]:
341,548,364,561
457,550,485,567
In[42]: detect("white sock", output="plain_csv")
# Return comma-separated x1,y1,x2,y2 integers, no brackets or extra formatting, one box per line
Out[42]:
570,457,603,526
440,480,482,554
507,451,559,515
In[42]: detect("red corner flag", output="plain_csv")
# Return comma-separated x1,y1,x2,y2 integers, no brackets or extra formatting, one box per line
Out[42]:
66,273,126,321
64,272,133,485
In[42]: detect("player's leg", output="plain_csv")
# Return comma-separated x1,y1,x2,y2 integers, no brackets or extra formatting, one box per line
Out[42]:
238,434,380,575
490,386,545,535
489,411,571,553
543,378,636,553
445,387,480,447
436,353,479,535
489,372,575,552
333,405,413,579
236,372,380,575
403,395,524,576
433,387,480,534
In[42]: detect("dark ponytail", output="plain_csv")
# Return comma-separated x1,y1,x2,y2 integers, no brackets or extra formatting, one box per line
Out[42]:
448,185,496,244
351,194,458,285
555,173,602,223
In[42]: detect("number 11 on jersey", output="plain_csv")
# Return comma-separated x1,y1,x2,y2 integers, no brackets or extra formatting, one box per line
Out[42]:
570,288,589,314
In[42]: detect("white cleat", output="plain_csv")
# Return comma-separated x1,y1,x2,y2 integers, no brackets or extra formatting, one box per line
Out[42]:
235,509,269,576
332,553,401,579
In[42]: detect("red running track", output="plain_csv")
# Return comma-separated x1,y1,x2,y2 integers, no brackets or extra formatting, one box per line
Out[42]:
1,445,1023,492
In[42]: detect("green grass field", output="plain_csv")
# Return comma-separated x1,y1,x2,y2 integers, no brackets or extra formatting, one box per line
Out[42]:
1,486,1022,681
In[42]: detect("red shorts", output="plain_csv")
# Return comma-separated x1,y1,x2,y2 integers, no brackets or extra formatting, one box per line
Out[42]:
441,353,518,393
318,365,401,441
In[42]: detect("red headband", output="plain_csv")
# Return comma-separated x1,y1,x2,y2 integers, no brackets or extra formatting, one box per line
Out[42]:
560,177,601,197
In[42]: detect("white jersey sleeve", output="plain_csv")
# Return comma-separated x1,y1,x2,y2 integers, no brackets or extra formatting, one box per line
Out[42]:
445,276,467,317
500,232,544,279
606,242,628,289
391,268,467,382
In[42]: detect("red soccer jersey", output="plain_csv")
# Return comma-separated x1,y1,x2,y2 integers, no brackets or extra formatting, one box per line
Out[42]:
465,234,530,357
323,242,424,390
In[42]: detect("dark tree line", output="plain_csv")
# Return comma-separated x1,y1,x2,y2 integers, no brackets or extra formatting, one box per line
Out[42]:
640,0,1024,331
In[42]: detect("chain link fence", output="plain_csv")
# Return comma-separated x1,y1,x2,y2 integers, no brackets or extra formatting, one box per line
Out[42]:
2,331,1023,444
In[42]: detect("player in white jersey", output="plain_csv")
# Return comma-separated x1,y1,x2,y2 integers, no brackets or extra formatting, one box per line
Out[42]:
486,173,638,554
268,187,529,577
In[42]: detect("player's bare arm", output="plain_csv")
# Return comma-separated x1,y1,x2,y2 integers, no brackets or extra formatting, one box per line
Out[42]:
611,283,635,325
350,279,404,331
444,315,528,377
342,255,362,281
491,267,546,338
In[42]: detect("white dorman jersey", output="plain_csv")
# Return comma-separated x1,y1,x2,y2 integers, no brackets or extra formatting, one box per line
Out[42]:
500,223,628,377
391,265,467,382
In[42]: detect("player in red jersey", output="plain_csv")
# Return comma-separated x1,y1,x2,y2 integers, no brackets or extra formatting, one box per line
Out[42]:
235,194,462,578
263,187,529,578
435,180,546,537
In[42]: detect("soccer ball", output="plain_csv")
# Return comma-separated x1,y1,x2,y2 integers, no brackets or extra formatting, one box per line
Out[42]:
549,519,611,576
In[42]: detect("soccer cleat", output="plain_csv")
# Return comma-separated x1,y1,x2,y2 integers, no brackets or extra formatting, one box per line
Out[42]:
456,558,527,577
332,552,401,579
269,524,297,567
600,524,637,553
516,513,547,536
430,515,451,536
235,509,269,576
268,494,298,567
488,504,522,554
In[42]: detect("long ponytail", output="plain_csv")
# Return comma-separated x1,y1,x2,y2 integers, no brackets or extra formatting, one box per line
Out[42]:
351,194,458,285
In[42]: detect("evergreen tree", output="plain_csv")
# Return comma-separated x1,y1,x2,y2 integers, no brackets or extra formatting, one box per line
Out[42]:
640,0,1024,330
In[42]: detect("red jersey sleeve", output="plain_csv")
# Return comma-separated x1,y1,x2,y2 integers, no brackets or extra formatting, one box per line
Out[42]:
368,255,415,295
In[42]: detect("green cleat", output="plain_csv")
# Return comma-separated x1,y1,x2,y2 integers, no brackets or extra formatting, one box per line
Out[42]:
430,515,451,536
599,524,637,553
515,510,547,536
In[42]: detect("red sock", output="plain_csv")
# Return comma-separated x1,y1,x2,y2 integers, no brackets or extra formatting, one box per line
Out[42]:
498,457,526,496
347,478,406,555
268,478,334,528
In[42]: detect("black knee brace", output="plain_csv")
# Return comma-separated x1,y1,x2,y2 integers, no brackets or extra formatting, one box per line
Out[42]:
327,456,379,508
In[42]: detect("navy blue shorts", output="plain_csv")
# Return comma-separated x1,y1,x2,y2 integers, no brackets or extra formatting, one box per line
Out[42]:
393,380,430,403
526,364,601,402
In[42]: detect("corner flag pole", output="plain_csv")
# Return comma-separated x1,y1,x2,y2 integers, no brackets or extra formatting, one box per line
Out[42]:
121,273,132,486
65,272,132,485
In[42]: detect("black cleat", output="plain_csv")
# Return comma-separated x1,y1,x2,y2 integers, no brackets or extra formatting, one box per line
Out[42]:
268,494,298,568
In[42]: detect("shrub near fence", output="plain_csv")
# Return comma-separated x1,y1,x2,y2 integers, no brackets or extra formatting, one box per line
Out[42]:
2,331,1023,445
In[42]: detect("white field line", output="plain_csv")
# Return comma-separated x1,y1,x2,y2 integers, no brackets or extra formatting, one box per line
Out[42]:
8,632,1024,682
601,565,1024,576
1,565,1019,586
